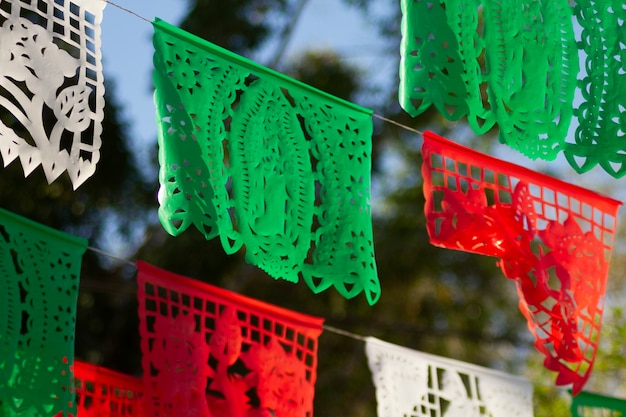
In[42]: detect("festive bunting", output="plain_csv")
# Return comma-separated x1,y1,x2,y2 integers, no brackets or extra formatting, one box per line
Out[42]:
136,261,324,417
0,208,87,416
366,337,534,417
421,130,621,394
72,360,144,417
401,1,626,177
0,0,106,189
571,391,626,417
152,18,380,304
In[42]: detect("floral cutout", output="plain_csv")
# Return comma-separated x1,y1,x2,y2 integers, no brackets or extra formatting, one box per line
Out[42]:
366,337,534,417
421,131,621,394
0,0,105,188
136,262,324,417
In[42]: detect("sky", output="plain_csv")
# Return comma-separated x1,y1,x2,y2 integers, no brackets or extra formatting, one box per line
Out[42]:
99,0,388,155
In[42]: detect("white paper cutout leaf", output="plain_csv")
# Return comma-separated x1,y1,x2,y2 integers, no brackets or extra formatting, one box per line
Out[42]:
55,86,93,132
365,337,535,417
0,0,106,189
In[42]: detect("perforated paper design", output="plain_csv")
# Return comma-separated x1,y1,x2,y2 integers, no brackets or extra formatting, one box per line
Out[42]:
0,208,87,416
571,391,626,417
136,261,324,417
152,18,380,304
72,360,145,417
421,131,621,394
365,337,534,417
401,1,626,177
566,1,626,176
0,0,105,188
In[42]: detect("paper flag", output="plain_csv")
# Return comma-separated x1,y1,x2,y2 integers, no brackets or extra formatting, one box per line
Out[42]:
0,0,105,189
571,391,626,417
136,261,324,417
366,337,534,417
152,18,380,305
566,1,626,176
421,131,621,394
0,208,87,416
401,1,626,177
72,360,144,417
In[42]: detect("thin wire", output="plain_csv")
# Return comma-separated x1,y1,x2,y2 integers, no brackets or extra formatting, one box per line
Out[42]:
373,113,424,135
87,245,137,268
323,325,367,342
103,0,151,23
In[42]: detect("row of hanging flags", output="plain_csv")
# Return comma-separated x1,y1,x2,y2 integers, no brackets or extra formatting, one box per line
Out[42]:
0,0,625,414
0,206,624,417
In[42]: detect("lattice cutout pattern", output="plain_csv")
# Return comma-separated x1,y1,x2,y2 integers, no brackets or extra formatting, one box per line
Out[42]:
401,1,626,177
72,360,145,417
571,391,626,417
136,261,324,417
152,18,380,305
421,131,621,394
366,337,534,417
0,208,87,416
0,0,105,188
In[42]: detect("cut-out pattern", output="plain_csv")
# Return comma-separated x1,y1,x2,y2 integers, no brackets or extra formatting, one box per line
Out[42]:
421,131,621,394
571,391,626,417
0,0,105,188
566,1,626,176
0,208,87,416
73,360,145,417
136,261,324,417
152,18,380,304
401,1,626,177
366,337,534,417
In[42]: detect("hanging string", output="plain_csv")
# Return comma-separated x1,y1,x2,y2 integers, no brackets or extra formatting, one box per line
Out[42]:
373,113,423,135
87,245,136,268
322,324,367,342
101,0,426,138
102,0,151,23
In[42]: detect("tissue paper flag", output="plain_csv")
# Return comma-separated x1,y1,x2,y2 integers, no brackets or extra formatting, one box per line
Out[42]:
571,391,626,417
0,0,106,188
136,261,324,417
366,337,534,417
0,208,87,416
421,130,621,394
152,18,380,304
